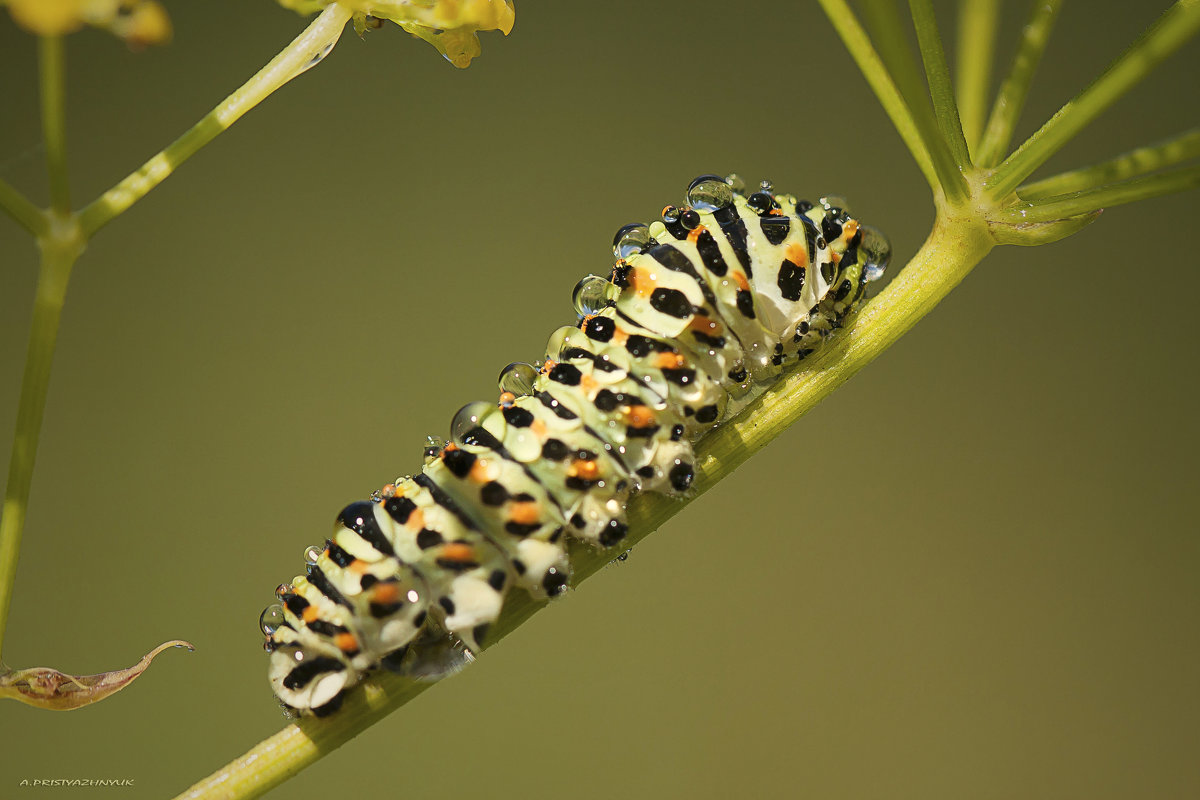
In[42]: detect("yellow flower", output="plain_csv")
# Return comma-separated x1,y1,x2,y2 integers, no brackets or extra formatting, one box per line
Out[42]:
277,0,516,68
4,0,172,46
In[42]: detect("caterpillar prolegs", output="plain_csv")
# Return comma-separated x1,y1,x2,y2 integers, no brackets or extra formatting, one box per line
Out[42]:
259,174,891,715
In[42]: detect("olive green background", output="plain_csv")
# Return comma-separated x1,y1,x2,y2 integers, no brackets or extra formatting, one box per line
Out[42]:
1,2,1197,798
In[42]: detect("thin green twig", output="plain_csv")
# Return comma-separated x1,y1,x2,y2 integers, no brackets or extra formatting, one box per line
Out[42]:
956,0,1000,155
1018,127,1200,199
0,178,47,238
855,0,969,201
1001,163,1200,223
816,0,939,199
77,3,354,238
988,0,1200,199
173,208,997,800
38,36,70,216
910,0,971,168
976,0,1062,168
0,221,84,661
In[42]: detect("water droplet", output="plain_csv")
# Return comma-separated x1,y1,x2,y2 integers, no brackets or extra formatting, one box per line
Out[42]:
451,401,494,445
274,582,292,599
759,178,774,193
724,173,746,195
612,223,651,259
259,604,285,636
860,225,891,281
263,640,276,653
680,209,701,230
686,175,733,212
423,436,445,462
662,205,682,224
497,361,538,397
299,42,334,74
821,195,850,213
572,274,617,316
303,545,322,565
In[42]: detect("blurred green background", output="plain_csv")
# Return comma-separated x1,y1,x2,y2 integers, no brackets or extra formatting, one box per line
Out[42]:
1,2,1197,798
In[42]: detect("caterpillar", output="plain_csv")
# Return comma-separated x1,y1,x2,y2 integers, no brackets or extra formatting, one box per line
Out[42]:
258,174,891,716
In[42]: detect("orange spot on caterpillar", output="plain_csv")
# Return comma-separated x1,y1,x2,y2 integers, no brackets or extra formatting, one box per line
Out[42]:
571,460,601,481
733,271,750,292
439,542,476,563
372,583,400,604
686,225,707,244
302,606,320,624
624,405,656,429
785,242,808,268
335,633,359,653
349,559,369,575
508,501,540,526
654,352,685,369
498,391,516,406
405,507,425,531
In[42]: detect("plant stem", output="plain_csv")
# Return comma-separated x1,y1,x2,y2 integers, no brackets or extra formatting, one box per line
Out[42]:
976,0,1062,168
852,0,969,202
0,178,47,238
816,0,939,198
39,36,70,216
77,3,354,238
1001,162,1200,223
909,0,971,168
0,218,85,662
1018,127,1200,199
172,208,996,800
956,0,999,155
987,0,1200,199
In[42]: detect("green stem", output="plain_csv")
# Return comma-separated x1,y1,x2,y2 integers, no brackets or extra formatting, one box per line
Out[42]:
1018,127,1200,199
0,178,47,238
1001,163,1200,223
39,36,70,216
172,208,996,800
976,0,1062,168
987,0,1200,199
909,0,971,168
956,0,999,155
77,2,354,238
0,218,85,662
853,0,969,201
816,0,939,198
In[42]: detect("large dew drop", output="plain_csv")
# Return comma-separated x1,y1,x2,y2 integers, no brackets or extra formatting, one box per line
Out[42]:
259,604,285,636
450,401,495,445
612,223,651,259
498,361,538,396
572,274,617,316
859,225,892,281
686,174,734,212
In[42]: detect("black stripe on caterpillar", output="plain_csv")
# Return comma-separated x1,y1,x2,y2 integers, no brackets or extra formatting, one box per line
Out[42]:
259,174,891,716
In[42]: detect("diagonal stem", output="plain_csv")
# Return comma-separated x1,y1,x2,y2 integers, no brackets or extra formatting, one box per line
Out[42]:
1017,127,1200,199
1001,163,1200,223
77,3,354,238
976,0,1062,168
0,220,85,661
854,0,969,201
172,209,996,800
956,0,1000,155
0,178,47,238
817,0,940,199
987,0,1200,199
910,0,972,168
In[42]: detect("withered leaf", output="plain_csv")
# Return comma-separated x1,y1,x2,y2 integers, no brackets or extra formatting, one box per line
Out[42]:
0,639,193,711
